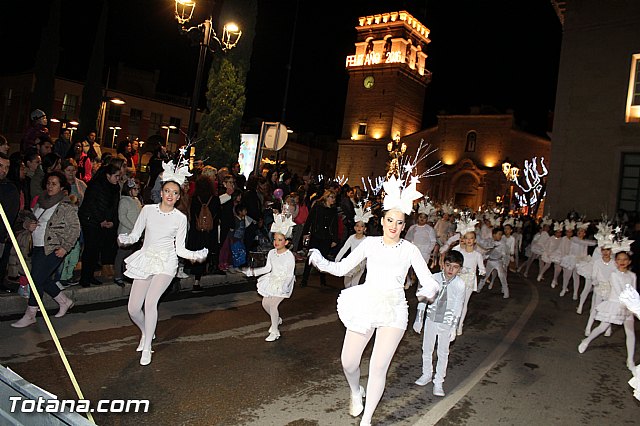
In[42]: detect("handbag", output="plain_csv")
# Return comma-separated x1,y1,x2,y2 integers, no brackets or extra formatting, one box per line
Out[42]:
231,240,247,267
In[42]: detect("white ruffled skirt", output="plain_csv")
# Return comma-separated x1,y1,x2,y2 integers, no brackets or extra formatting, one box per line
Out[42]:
337,285,408,334
257,274,295,298
124,248,178,280
595,300,630,325
576,256,593,278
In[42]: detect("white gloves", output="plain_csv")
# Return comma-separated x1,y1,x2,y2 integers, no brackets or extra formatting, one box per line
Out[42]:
620,286,640,318
118,233,135,246
308,249,329,270
449,329,457,342
242,267,253,277
192,248,209,262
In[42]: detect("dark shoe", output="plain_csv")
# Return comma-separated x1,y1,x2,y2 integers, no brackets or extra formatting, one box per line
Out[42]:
80,282,90,288
89,277,103,285
66,278,80,286
114,278,125,287
191,284,204,293
299,281,307,288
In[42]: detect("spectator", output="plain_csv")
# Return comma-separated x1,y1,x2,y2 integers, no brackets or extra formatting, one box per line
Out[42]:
0,152,20,290
11,171,79,328
78,163,121,287
0,134,9,156
54,128,71,159
116,139,135,176
243,175,267,223
114,178,142,287
36,136,54,158
218,190,242,271
231,162,246,191
20,109,49,153
68,141,92,183
7,152,30,210
61,158,87,205
81,130,101,161
131,138,140,172
57,162,84,287
147,145,168,188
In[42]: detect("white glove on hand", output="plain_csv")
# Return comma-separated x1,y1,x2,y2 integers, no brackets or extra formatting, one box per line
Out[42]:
118,233,134,246
308,249,326,268
449,329,457,343
193,248,209,262
242,267,253,277
620,286,640,318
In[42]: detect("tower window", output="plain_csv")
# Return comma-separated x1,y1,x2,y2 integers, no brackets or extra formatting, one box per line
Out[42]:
626,53,640,122
358,123,367,136
465,131,477,152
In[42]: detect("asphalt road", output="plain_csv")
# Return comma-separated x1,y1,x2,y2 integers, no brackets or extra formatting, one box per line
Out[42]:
0,268,638,425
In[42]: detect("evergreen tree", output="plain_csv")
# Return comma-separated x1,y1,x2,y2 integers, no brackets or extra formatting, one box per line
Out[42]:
198,57,246,168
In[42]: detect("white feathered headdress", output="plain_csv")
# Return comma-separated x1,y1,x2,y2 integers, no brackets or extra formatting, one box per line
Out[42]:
456,214,478,235
611,226,634,254
270,213,296,238
541,216,553,227
553,221,564,232
354,206,373,224
503,217,515,228
576,221,590,230
417,199,436,216
382,140,443,215
162,160,192,186
564,219,576,231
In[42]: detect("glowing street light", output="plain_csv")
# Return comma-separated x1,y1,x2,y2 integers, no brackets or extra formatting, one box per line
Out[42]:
162,125,177,147
109,126,121,149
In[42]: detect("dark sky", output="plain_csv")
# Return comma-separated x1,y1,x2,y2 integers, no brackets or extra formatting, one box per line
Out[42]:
1,0,562,137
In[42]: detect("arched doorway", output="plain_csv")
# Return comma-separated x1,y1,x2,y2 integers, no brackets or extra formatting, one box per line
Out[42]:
453,172,480,209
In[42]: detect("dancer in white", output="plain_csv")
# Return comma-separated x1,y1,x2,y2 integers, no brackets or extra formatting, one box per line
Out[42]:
578,238,636,371
404,199,437,288
308,174,440,426
414,250,466,396
453,223,485,335
559,221,596,299
243,213,296,341
502,218,517,272
537,221,565,286
513,220,523,270
576,221,611,315
518,217,551,278
581,236,615,335
335,206,372,288
118,160,208,366
478,227,510,298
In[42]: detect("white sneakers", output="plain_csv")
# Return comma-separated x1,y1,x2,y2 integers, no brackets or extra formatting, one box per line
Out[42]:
349,385,365,417
415,374,432,386
433,383,445,397
140,349,153,366
578,340,588,354
265,332,280,342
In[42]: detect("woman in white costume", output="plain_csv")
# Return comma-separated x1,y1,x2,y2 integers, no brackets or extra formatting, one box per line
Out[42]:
309,175,440,426
537,221,566,286
559,221,596,299
518,217,551,277
581,234,616,335
243,213,296,341
576,221,610,315
118,159,208,366
578,237,636,371
335,206,372,288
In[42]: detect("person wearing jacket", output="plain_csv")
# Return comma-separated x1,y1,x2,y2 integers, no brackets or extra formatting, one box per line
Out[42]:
300,189,339,287
114,179,143,287
78,163,121,287
12,171,80,328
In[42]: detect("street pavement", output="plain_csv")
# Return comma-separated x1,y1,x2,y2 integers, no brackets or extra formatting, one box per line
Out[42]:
0,266,638,425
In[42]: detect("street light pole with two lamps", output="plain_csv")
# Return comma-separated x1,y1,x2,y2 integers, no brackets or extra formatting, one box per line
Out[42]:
109,126,121,149
161,125,177,150
173,0,242,139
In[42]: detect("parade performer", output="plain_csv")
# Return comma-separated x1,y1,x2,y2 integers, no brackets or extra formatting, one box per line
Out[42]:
477,226,510,298
579,235,636,371
243,213,296,341
518,217,551,278
560,221,596,299
335,205,372,288
576,221,611,315
404,199,437,288
537,221,565,286
308,142,441,426
581,231,616,336
118,158,208,366
414,250,466,397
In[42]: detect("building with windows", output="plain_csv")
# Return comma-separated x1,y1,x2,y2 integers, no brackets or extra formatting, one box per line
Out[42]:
547,1,640,219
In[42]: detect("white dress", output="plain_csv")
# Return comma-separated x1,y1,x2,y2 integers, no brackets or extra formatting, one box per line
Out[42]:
595,270,637,325
542,236,564,264
454,246,486,291
312,237,440,334
530,232,550,256
560,236,596,269
405,224,437,260
254,249,296,298
120,204,206,280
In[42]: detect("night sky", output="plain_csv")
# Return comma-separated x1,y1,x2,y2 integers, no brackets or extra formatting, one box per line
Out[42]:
1,0,562,137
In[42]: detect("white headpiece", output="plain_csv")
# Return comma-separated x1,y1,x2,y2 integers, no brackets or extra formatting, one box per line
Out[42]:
564,219,576,231
597,233,615,249
440,202,454,215
489,216,502,227
515,220,523,229
541,216,553,227
417,199,436,216
161,160,192,186
576,221,590,230
611,226,634,254
456,215,478,235
353,206,373,224
553,221,564,232
270,213,295,238
503,217,515,228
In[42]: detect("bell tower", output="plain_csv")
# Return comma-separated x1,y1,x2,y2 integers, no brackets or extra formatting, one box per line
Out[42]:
336,11,432,182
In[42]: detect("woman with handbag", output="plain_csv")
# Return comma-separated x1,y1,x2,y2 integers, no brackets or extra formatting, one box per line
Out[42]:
300,189,339,287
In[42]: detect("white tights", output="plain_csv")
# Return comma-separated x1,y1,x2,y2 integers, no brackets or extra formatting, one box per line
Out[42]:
261,296,284,333
457,286,473,334
561,267,581,297
584,317,635,366
520,253,540,275
539,261,562,284
341,327,405,425
128,274,174,352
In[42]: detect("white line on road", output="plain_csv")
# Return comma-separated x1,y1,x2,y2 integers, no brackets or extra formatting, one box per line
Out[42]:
414,280,540,426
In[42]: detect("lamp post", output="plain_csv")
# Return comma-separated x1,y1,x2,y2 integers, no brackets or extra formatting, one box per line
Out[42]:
173,0,242,139
109,126,121,149
97,97,125,146
386,133,407,178
501,161,520,213
161,125,177,149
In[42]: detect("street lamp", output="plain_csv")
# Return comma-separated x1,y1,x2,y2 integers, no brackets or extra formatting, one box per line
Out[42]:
161,125,177,149
173,0,242,138
98,97,126,145
386,133,407,178
501,160,520,213
109,126,121,149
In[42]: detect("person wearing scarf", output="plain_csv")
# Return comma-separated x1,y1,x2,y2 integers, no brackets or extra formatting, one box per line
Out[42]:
12,170,80,328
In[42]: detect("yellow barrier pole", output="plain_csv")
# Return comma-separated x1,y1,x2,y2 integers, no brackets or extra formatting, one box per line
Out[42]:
0,203,95,424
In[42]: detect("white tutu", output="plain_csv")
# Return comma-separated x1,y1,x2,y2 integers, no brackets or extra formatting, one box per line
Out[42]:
576,256,593,278
594,281,611,299
124,248,178,280
257,274,295,298
560,255,577,270
531,245,544,256
337,285,408,334
595,300,629,325
542,253,562,264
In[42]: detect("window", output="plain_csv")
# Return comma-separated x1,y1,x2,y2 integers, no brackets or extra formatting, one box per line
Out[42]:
130,108,142,123
357,122,367,136
169,117,181,134
465,131,477,152
107,104,122,122
618,153,640,213
62,94,78,115
625,54,640,123
150,113,162,134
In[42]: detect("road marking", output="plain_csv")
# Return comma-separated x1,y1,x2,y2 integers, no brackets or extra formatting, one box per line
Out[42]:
414,280,540,426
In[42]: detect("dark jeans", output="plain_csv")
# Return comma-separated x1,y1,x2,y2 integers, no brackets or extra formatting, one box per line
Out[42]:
80,223,101,283
28,247,63,307
302,238,332,285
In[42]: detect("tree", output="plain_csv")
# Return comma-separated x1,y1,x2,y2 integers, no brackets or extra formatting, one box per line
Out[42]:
197,57,246,168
